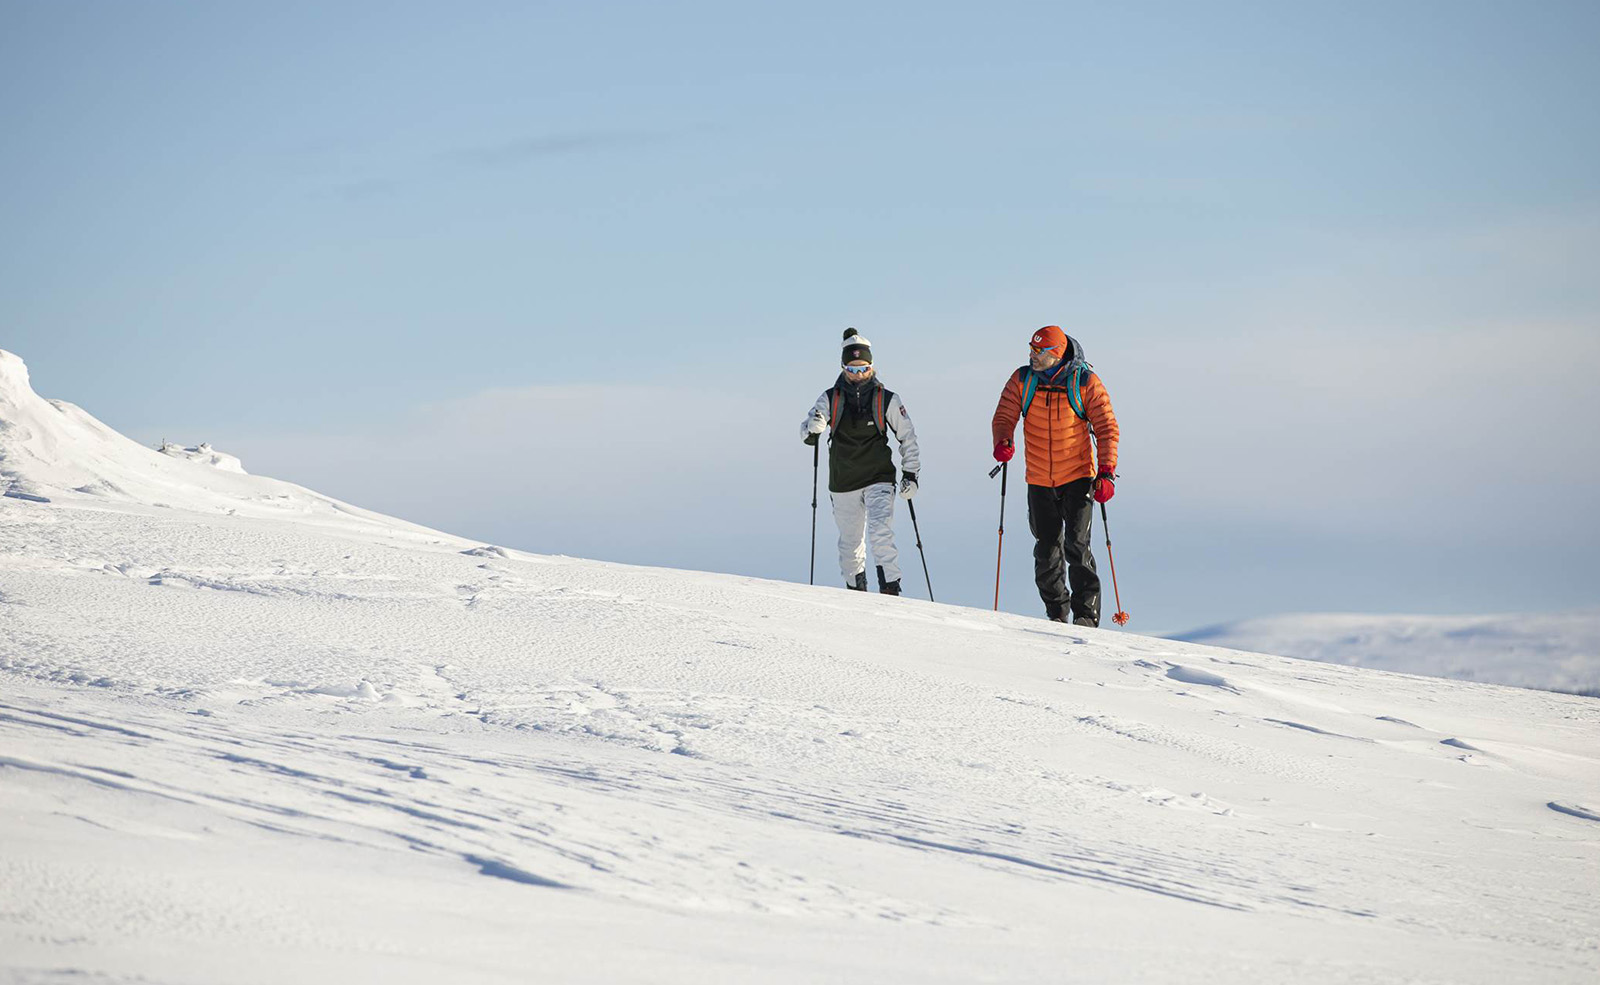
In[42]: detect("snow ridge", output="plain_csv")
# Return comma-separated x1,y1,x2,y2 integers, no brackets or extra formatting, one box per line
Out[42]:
0,348,444,539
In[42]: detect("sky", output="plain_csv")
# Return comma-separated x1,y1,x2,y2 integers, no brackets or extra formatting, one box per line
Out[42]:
3,0,1598,632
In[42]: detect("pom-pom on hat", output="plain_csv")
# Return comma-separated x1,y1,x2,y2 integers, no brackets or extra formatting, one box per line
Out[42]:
841,327,873,365
1030,325,1067,357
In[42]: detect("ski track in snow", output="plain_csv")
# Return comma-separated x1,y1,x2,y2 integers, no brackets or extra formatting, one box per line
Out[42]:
2,350,1599,983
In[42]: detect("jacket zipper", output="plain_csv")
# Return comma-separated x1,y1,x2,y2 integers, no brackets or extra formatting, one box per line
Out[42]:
1046,390,1054,486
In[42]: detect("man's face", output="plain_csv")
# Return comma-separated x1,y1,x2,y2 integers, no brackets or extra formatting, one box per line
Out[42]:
1029,346,1062,372
843,359,875,381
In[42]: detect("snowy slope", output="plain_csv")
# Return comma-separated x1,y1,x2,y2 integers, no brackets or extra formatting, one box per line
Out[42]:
0,349,437,539
1174,612,1600,696
2,349,1598,984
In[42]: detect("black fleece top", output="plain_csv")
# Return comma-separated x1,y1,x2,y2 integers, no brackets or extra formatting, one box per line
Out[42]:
828,374,898,494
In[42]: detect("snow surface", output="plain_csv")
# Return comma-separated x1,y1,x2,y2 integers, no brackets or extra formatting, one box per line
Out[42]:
157,441,247,475
0,349,433,535
3,349,1598,984
1175,612,1600,696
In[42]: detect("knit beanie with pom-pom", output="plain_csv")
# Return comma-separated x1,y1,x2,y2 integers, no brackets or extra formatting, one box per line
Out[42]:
841,328,872,365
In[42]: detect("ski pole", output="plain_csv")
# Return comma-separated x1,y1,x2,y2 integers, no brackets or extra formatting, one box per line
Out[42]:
809,440,819,586
989,461,1007,611
1099,500,1129,626
906,499,933,602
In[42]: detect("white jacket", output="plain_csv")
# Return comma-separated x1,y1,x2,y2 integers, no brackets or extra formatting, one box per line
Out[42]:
799,386,921,477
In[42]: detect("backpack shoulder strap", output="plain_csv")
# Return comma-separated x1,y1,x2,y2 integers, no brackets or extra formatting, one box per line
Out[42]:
874,388,891,433
1017,367,1039,419
827,387,842,430
1067,364,1094,421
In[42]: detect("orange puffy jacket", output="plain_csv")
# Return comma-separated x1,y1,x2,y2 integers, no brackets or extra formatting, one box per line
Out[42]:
992,361,1119,488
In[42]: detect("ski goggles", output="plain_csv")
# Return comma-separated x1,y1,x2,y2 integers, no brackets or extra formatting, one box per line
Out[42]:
842,364,873,374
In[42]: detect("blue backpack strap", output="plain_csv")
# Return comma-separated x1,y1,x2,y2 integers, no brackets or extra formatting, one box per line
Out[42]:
1017,367,1039,419
1019,362,1093,420
1067,363,1092,420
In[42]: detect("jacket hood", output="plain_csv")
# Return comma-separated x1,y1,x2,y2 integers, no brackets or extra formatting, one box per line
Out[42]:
1035,335,1086,382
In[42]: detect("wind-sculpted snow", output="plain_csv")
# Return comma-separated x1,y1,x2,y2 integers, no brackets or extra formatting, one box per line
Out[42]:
2,351,1599,983
157,441,247,474
0,348,441,538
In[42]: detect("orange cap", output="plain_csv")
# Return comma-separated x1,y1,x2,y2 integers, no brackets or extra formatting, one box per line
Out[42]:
1030,325,1067,355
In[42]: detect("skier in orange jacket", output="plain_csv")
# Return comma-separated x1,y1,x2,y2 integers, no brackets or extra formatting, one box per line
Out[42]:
991,326,1119,625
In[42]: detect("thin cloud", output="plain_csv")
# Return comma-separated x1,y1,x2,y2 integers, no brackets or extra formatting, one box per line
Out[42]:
449,131,659,169
313,131,663,202
329,176,399,202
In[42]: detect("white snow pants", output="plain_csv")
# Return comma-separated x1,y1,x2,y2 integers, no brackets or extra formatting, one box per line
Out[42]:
831,482,900,585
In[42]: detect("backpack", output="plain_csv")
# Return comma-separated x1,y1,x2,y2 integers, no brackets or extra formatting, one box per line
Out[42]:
1017,358,1093,421
827,385,891,434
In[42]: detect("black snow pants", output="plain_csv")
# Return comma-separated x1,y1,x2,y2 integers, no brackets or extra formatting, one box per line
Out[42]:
1026,478,1100,625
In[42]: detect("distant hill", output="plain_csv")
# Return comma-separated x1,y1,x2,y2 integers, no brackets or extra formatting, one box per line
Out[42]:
1172,611,1600,696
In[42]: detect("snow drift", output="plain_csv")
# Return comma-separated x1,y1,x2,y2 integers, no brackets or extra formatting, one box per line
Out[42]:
157,440,248,474
2,349,1597,984
0,349,433,537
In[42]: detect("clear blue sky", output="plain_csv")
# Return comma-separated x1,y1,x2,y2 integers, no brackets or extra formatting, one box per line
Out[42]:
4,0,1598,630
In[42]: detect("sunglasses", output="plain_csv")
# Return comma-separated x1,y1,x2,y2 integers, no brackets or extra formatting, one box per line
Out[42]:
843,364,873,374
1030,344,1060,354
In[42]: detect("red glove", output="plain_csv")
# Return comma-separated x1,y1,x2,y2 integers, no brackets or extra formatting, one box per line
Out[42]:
1093,472,1115,503
993,440,1014,463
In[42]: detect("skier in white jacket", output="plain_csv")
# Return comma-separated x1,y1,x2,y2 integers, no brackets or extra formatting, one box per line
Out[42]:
799,329,921,594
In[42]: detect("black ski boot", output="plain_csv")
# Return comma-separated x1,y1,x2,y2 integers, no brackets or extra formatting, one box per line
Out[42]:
1045,602,1069,623
877,565,901,596
846,572,868,591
